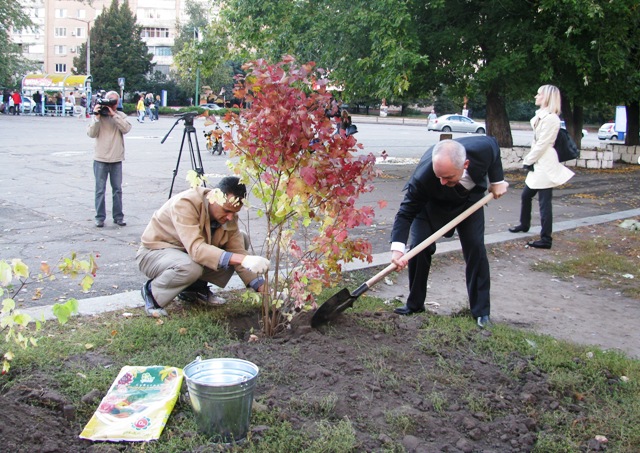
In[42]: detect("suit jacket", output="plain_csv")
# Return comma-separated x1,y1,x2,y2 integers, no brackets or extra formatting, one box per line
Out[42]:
391,135,505,245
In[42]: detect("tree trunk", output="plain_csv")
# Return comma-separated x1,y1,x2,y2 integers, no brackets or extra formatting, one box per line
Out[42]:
625,101,639,146
560,93,584,147
485,85,512,147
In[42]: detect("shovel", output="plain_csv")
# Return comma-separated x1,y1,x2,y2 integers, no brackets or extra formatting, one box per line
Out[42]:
310,192,495,328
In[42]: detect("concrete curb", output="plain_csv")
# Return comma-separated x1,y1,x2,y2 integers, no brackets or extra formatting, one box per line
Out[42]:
20,208,640,321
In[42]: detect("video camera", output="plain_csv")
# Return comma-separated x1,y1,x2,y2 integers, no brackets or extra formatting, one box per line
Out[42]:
93,98,118,116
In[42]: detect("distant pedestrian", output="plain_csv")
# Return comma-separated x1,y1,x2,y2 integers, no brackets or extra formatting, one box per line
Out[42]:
67,91,76,116
136,95,145,123
427,110,437,129
340,110,352,132
55,93,63,116
33,91,42,115
79,93,87,119
11,91,21,115
144,93,154,122
380,98,388,117
154,94,160,120
2,89,9,113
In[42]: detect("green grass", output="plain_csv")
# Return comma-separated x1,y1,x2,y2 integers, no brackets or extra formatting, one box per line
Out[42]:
533,234,640,298
3,271,640,451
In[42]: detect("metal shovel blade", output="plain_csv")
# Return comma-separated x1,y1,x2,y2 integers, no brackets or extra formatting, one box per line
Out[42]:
310,288,356,328
310,282,371,328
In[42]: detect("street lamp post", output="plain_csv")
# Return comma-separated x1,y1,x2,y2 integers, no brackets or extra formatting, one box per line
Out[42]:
69,18,92,117
195,64,200,107
194,28,202,107
70,18,91,76
86,21,91,77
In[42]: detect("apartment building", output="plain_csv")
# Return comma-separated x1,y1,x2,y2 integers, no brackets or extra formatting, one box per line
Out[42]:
13,0,212,76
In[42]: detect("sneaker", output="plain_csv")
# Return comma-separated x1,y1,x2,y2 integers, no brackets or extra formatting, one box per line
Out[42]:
141,280,168,317
178,281,226,306
95,220,104,228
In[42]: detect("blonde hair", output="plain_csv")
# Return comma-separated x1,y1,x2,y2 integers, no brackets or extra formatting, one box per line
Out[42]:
537,85,561,114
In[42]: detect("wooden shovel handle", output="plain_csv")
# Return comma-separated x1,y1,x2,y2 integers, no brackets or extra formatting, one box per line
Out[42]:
365,192,495,288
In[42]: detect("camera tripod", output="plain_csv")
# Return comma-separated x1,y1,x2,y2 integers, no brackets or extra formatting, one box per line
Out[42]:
161,112,206,198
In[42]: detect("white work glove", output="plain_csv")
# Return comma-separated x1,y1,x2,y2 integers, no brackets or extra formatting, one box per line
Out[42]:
241,255,270,274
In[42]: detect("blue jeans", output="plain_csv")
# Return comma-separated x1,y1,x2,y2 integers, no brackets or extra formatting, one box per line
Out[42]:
94,161,123,222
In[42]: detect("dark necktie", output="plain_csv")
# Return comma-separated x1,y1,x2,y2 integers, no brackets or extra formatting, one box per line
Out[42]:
454,183,469,197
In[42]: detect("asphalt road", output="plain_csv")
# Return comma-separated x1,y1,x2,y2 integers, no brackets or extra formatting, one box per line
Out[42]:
353,118,609,159
0,113,635,309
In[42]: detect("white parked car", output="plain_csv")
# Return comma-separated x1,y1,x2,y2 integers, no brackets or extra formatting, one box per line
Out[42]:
597,123,619,140
427,114,486,134
8,95,34,114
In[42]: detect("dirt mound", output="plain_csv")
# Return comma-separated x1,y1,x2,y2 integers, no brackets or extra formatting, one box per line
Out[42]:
222,311,563,452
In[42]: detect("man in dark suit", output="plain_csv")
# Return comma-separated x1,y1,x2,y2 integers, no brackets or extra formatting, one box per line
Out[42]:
390,137,509,328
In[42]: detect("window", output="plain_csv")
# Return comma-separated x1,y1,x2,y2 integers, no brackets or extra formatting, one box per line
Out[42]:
77,9,86,19
55,63,67,73
141,27,170,38
55,27,66,37
54,45,67,55
150,46,172,56
55,9,67,18
75,27,84,37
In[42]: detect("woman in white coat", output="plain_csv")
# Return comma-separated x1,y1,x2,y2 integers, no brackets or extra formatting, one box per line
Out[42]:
508,85,574,249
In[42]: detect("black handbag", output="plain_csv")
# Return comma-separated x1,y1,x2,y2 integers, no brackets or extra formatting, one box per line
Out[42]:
554,128,579,162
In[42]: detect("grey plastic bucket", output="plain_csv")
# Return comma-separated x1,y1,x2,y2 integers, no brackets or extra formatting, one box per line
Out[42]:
183,357,259,442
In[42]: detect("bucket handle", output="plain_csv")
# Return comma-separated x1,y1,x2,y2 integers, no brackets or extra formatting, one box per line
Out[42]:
185,356,202,370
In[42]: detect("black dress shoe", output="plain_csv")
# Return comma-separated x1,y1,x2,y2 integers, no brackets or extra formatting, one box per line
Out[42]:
114,219,127,226
477,315,491,329
527,240,552,249
508,225,529,233
95,220,104,228
393,305,426,316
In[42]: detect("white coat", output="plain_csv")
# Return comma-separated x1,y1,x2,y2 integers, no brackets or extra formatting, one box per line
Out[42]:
523,109,574,189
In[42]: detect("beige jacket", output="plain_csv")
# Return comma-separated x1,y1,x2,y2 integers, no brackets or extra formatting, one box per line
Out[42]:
524,109,574,189
87,111,132,163
140,186,258,286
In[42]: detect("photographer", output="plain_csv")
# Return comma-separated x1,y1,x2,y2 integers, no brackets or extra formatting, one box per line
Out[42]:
87,91,132,228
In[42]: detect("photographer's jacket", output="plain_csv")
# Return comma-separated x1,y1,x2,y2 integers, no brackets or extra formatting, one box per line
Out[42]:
87,111,132,163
